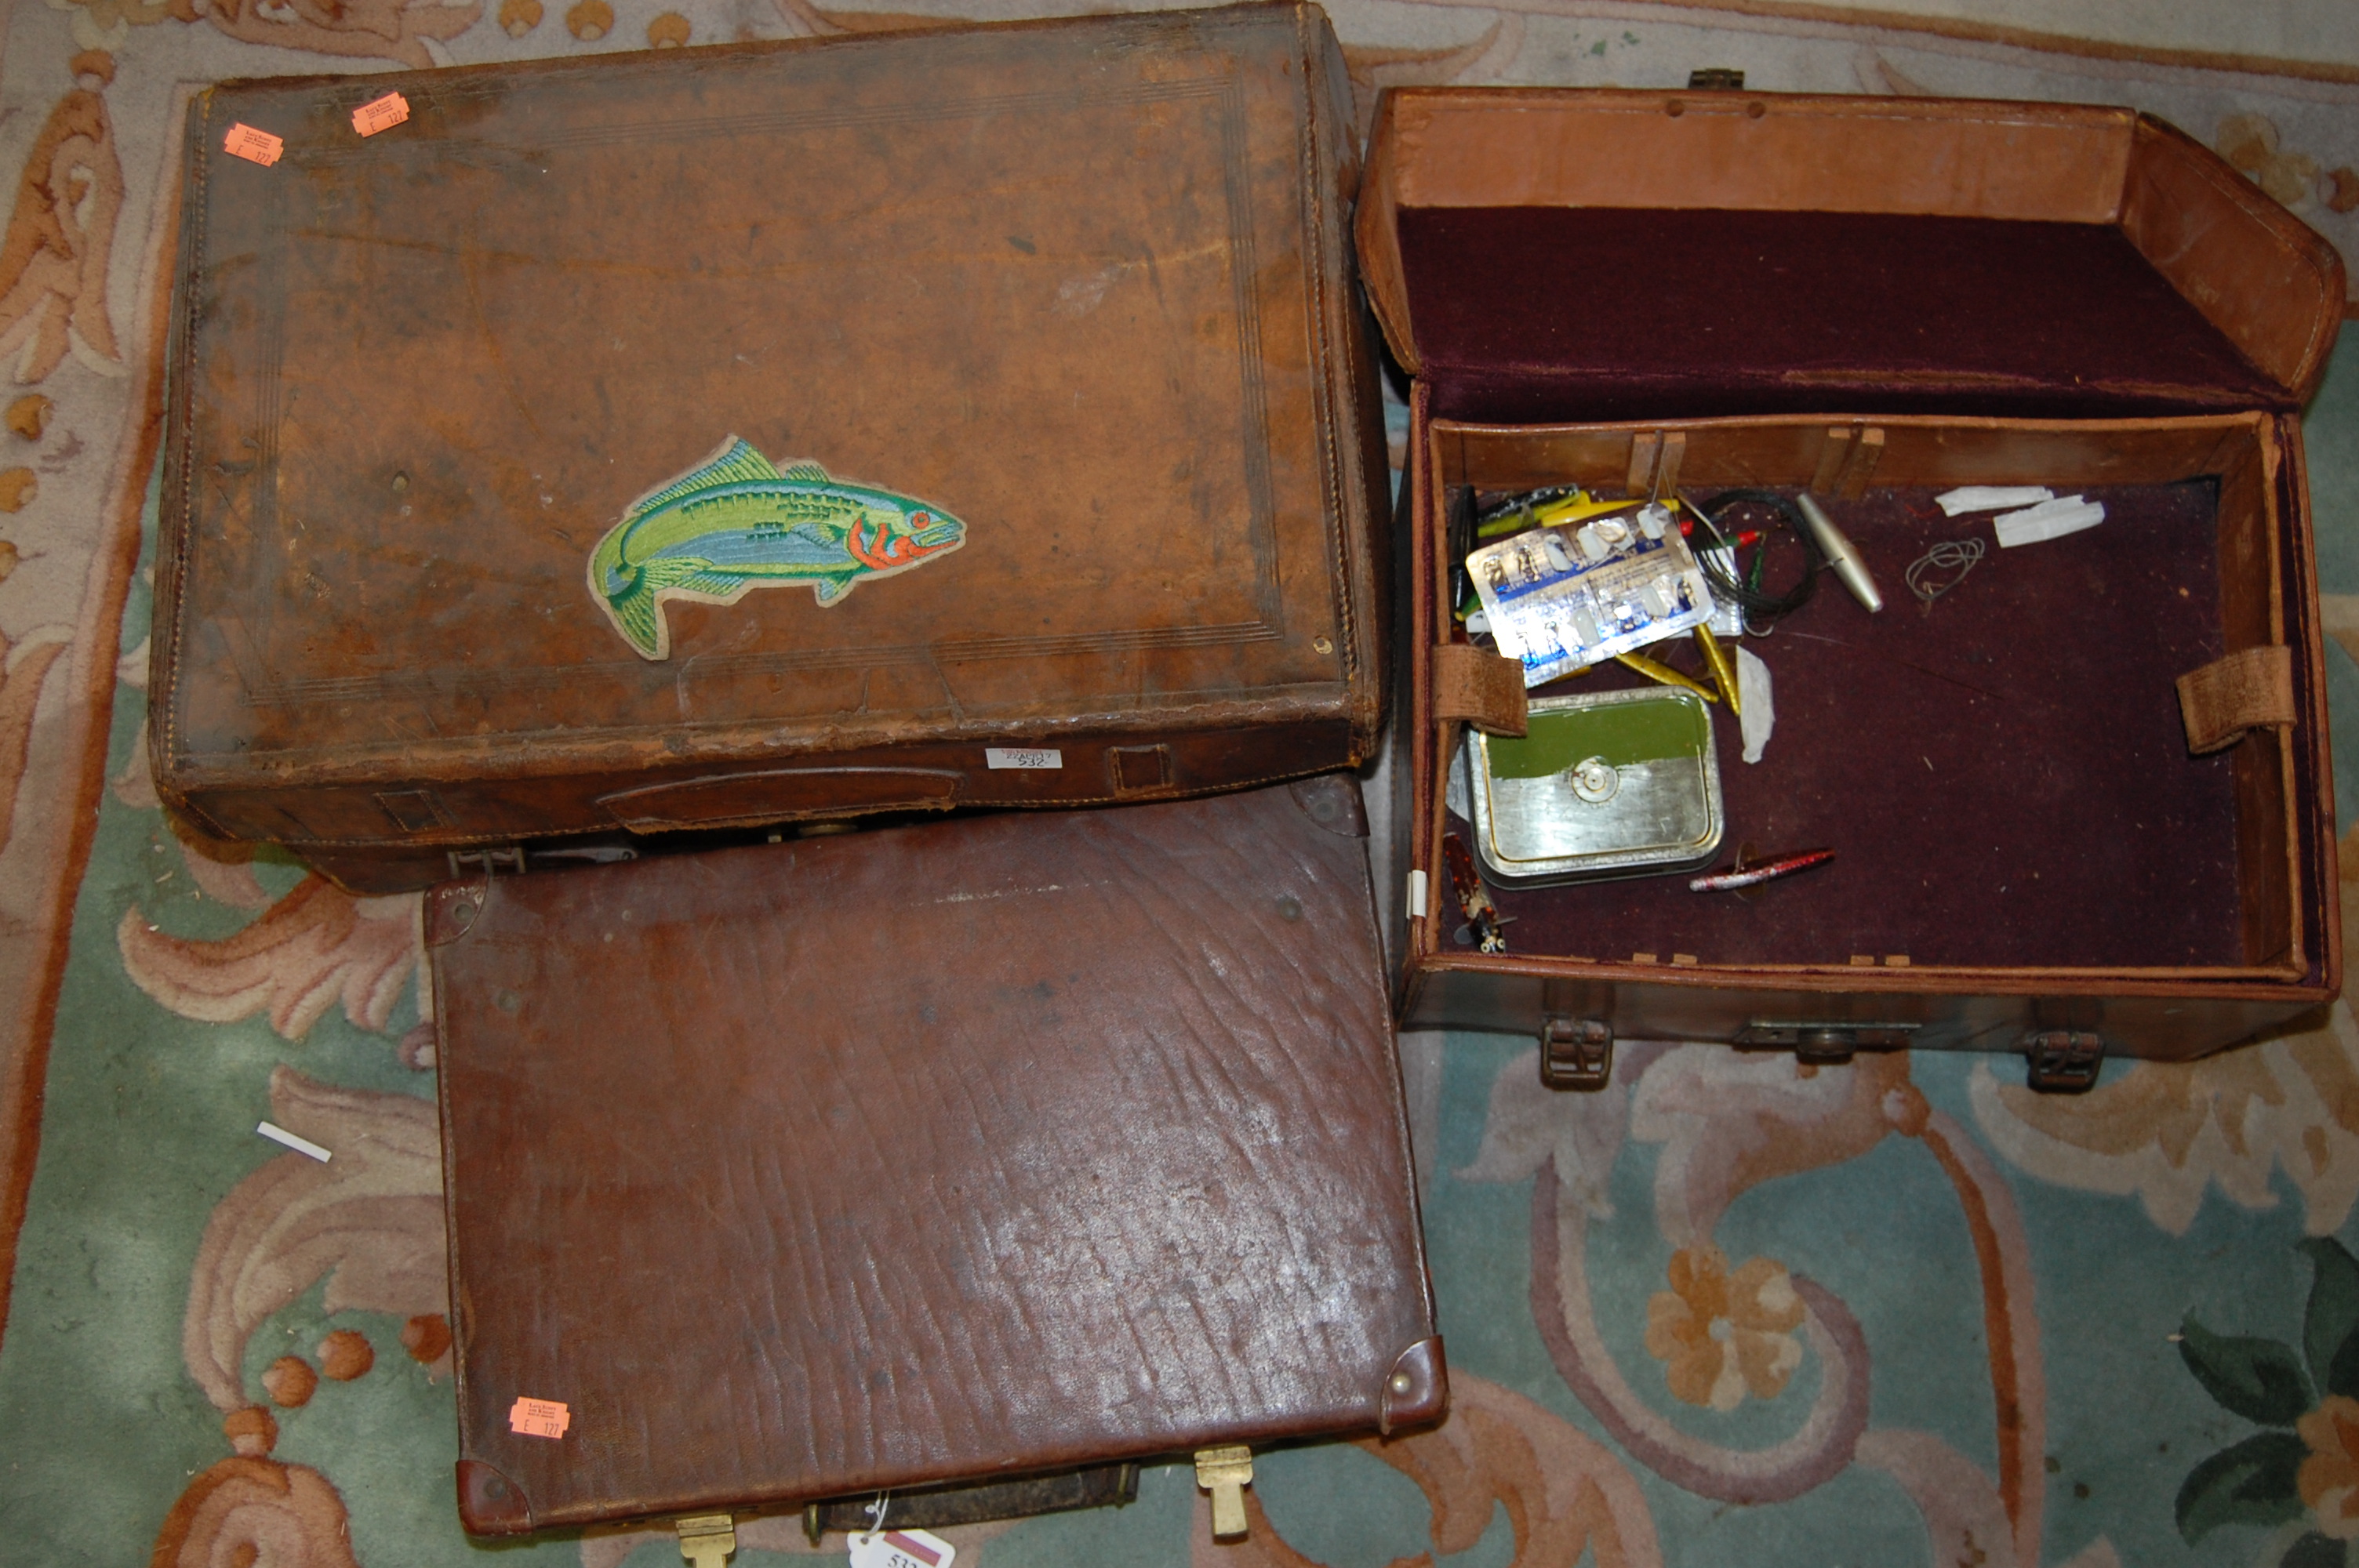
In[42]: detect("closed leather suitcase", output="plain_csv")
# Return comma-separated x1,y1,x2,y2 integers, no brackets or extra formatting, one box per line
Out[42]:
152,2,1386,895
1358,89,2346,1073
427,775,1444,1541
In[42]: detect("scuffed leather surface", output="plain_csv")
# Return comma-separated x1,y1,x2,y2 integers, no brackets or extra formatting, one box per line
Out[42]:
432,779,1434,1532
153,2,1383,850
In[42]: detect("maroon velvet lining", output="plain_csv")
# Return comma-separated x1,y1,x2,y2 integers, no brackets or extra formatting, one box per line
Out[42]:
1398,209,2292,424
1452,482,2245,970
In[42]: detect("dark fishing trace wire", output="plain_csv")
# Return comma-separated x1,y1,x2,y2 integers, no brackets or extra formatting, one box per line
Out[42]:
1687,488,1823,629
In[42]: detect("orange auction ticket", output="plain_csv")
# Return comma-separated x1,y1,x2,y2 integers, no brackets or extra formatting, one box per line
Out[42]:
351,92,410,137
508,1396,571,1439
221,123,282,167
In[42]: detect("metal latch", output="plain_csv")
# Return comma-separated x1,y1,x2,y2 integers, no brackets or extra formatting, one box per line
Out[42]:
1194,1445,1254,1541
2023,1031,2104,1094
1539,1018,1613,1091
676,1515,737,1568
1688,67,1746,89
1734,1022,1919,1062
447,846,525,879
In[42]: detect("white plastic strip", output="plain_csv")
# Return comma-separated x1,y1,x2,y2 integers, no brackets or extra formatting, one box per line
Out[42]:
1994,495,2106,548
1936,485,2053,517
257,1121,330,1162
1406,869,1428,920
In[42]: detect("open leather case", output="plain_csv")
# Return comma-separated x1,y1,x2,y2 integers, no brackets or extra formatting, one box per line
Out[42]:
1359,88,2347,1080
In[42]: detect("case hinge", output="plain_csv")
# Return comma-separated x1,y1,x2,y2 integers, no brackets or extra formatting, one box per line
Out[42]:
675,1514,737,1568
1194,1445,1254,1541
1687,67,1745,89
2023,1031,2104,1094
447,846,525,880
1539,1018,1613,1091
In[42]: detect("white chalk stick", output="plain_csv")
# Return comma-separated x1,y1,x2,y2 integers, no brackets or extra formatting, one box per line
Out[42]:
257,1121,331,1162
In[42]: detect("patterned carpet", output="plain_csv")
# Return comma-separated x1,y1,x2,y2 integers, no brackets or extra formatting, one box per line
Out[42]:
1,2,2357,1564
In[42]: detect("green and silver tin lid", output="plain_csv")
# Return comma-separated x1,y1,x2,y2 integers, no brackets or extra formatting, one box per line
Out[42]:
1465,686,1723,886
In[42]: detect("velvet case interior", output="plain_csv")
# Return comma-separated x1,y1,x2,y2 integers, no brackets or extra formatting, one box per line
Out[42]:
1395,209,2292,425
1424,412,2311,981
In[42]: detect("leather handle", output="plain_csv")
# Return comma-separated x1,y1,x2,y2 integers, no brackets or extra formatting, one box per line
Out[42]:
1432,645,1528,737
2177,645,2295,754
597,767,961,829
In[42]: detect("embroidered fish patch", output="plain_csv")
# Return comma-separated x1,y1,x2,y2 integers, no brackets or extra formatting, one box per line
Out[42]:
587,437,967,660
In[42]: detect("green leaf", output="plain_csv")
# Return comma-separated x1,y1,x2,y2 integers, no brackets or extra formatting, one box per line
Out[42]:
2283,1533,2350,1568
2183,1315,2316,1425
2176,1432,2310,1544
2303,1239,2359,1399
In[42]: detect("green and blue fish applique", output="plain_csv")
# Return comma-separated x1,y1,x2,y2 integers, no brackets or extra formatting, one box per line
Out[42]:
587,436,968,660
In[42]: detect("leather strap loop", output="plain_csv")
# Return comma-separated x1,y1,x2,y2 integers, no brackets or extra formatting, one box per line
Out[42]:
1433,644,1528,737
2177,644,2295,754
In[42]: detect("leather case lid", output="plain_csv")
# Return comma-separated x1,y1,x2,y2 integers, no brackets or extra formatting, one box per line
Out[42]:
429,776,1441,1534
157,2,1377,789
1356,89,2346,424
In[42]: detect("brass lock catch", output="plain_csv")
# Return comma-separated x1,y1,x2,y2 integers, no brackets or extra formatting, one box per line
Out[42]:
1539,1018,1613,1091
676,1514,737,1568
1194,1445,1255,1541
2024,1030,2104,1094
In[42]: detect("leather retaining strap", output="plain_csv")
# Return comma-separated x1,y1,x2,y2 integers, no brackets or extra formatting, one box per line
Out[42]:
2177,645,2296,754
1432,644,1528,737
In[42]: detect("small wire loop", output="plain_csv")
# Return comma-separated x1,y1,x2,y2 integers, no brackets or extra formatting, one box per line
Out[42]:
1905,539,1986,607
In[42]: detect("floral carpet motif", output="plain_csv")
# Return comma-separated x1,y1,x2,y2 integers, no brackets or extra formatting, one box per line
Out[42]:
0,1,2357,1564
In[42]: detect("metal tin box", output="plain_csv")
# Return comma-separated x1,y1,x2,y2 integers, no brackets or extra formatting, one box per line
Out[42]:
1465,687,1721,885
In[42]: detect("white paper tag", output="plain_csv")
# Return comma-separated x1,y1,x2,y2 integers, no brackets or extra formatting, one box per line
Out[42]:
984,747,1062,770
1993,495,2105,549
1936,485,2053,517
849,1529,955,1568
1736,646,1776,764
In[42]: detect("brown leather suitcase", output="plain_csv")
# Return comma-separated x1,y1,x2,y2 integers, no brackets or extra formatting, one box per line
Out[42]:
427,775,1443,1541
1358,89,2346,1075
151,2,1386,895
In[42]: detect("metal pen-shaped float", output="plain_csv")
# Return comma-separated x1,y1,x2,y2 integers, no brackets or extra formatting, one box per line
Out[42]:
1794,492,1884,614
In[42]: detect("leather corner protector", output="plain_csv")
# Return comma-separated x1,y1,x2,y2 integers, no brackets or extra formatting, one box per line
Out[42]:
423,882,489,949
1289,774,1368,838
456,1460,534,1536
1378,1335,1448,1436
1431,645,1527,738
2178,644,2295,754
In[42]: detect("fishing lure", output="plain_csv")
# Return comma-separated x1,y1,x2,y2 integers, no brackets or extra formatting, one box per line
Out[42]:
1692,623,1740,716
1441,833,1514,953
1613,651,1718,704
1688,848,1835,893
